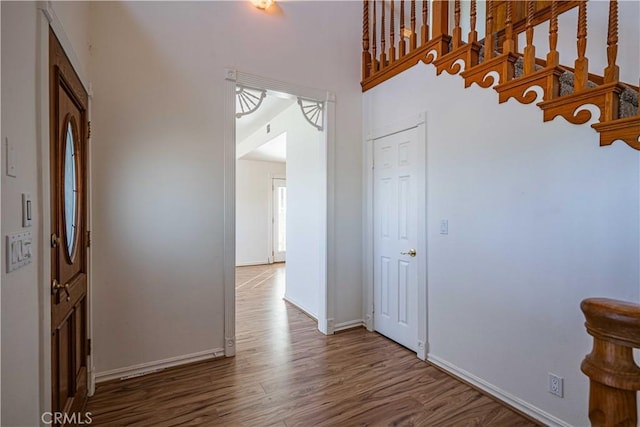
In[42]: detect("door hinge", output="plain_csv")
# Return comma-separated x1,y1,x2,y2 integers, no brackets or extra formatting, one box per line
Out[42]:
87,121,91,140
87,339,92,356
86,230,91,248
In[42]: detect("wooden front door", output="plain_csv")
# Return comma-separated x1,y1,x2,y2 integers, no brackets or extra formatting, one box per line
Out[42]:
50,29,90,421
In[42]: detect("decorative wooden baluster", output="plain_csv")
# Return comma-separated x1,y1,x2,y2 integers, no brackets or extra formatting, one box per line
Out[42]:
410,0,417,51
421,0,429,46
372,0,377,74
389,1,396,64
485,0,494,61
362,0,372,79
581,298,640,427
380,0,387,69
547,0,559,67
468,0,477,44
574,0,589,92
604,0,619,83
399,1,406,57
523,0,535,75
503,0,515,53
452,0,462,49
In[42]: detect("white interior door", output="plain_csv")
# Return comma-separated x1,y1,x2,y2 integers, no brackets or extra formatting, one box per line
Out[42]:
373,126,423,352
273,178,286,262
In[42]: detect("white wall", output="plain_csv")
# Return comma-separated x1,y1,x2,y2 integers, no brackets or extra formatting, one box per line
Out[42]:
89,1,362,375
236,159,286,266
1,2,91,425
50,1,92,82
284,105,323,318
1,4,41,424
364,58,639,425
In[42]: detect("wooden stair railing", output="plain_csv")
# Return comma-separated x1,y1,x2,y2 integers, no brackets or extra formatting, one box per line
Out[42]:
434,0,481,75
494,0,564,103
581,298,640,427
361,0,640,151
460,0,517,89
492,1,581,52
537,0,626,128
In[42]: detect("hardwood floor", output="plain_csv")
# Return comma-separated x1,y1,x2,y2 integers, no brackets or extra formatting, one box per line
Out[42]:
86,264,537,426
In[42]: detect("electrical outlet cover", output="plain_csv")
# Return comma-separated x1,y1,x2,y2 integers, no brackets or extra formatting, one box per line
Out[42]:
548,373,564,398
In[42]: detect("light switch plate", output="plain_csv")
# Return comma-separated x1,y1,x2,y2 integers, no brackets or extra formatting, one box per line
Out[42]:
22,193,33,227
6,231,33,272
440,219,449,235
6,137,16,177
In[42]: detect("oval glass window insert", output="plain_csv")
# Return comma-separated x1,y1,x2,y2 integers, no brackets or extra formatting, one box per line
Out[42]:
64,121,78,257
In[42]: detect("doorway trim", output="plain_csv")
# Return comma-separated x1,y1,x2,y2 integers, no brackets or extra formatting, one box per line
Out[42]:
36,1,94,416
364,113,428,360
223,69,336,356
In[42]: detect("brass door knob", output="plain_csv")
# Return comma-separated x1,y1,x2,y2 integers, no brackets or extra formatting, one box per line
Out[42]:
52,279,71,301
400,248,417,257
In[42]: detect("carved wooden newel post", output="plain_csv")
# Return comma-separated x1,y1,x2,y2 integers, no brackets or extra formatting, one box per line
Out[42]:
581,298,640,427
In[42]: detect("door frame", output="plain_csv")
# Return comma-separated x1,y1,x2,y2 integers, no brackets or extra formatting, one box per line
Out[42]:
364,113,428,360
37,2,94,416
223,69,337,355
268,174,286,264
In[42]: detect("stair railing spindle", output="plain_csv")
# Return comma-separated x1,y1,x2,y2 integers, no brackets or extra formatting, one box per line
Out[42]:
604,0,619,83
468,0,477,44
574,0,589,91
381,0,387,69
453,0,462,49
399,1,406,57
421,0,429,46
372,0,377,74
485,0,494,61
410,0,417,50
389,0,396,63
524,0,536,74
547,0,559,67
362,0,371,79
503,0,515,53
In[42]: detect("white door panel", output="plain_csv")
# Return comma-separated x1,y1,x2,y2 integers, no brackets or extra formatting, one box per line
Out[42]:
373,127,422,352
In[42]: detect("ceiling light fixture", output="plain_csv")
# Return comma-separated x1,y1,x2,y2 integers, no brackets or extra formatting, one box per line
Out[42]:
250,0,275,10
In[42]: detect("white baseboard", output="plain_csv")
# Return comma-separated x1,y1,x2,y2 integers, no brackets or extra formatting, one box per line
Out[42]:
334,319,364,332
236,260,269,267
283,295,318,321
95,348,225,383
427,354,572,427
